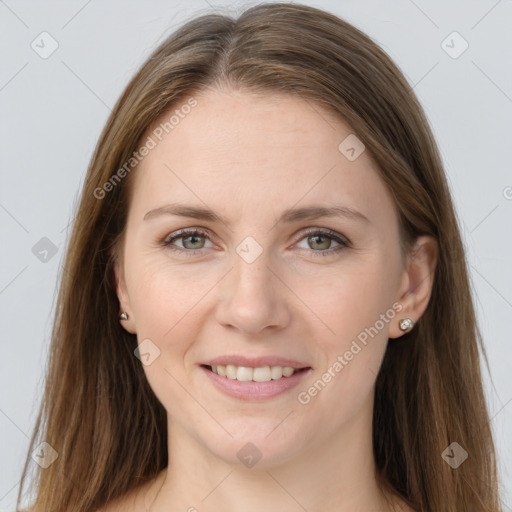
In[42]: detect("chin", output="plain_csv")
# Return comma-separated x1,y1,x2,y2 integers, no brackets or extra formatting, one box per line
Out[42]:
202,423,309,470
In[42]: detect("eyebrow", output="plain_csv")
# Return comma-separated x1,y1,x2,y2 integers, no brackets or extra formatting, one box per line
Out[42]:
143,203,370,226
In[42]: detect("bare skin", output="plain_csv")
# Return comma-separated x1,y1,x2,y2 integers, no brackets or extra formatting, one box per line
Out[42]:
108,86,436,512
98,469,415,512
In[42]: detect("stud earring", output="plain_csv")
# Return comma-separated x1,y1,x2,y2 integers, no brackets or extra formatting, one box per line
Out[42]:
399,318,414,331
119,312,128,321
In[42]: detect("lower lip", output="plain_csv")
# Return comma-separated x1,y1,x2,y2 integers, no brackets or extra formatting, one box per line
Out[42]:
200,365,312,401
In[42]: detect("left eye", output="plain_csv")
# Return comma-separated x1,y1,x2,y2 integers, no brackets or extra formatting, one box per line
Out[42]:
162,228,350,257
296,231,344,252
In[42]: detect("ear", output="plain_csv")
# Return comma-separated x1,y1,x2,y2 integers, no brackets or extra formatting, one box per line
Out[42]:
389,235,438,339
113,253,137,335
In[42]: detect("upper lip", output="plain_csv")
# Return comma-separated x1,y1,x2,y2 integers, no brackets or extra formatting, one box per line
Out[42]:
201,355,311,369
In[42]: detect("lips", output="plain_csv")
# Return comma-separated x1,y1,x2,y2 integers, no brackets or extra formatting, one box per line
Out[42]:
198,354,312,400
200,364,312,400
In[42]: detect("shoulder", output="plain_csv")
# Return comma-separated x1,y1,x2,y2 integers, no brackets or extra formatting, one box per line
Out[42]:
17,491,143,512
395,500,417,512
96,470,166,512
95,491,141,512
387,493,417,512
95,487,145,512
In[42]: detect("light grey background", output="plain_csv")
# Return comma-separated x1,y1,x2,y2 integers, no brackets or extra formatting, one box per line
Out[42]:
1,0,511,509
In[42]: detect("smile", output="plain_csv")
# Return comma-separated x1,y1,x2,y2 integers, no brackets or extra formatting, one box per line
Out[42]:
201,364,312,400
205,364,302,381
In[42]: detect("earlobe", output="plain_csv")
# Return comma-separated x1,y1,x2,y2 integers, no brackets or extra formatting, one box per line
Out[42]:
113,257,137,335
389,235,438,339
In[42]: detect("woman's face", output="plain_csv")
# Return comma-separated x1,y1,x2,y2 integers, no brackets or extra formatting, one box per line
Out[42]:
115,87,413,467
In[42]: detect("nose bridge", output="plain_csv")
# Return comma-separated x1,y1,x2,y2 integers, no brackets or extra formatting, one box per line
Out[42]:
215,233,290,334
231,233,275,298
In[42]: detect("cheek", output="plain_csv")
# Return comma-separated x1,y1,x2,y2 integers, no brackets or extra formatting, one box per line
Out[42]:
125,253,226,384
307,255,400,348
297,254,400,406
126,253,210,335
123,255,189,376
125,256,209,411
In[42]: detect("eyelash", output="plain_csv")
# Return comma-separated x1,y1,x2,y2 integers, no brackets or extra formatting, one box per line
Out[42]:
161,228,350,258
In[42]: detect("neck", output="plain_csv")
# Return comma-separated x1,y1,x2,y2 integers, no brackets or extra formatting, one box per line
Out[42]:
149,407,397,511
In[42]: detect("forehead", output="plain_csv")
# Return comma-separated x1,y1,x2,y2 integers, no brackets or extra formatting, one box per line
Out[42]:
130,88,395,225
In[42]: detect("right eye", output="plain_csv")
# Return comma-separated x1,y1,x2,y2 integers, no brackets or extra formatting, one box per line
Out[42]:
162,228,214,255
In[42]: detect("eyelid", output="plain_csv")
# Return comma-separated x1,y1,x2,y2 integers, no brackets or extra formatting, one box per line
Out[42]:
162,227,215,248
161,226,351,256
297,227,351,245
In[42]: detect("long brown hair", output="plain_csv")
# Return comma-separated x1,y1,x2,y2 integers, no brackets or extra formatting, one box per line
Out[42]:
17,3,502,510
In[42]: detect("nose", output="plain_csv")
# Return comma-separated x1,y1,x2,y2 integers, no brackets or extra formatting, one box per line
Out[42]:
214,247,292,336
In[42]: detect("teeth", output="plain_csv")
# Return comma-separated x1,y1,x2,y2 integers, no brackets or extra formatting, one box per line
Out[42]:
209,364,300,382
253,366,272,382
226,364,237,379
282,367,295,377
271,366,282,379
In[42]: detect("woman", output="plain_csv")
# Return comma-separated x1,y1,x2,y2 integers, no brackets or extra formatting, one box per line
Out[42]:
17,2,502,511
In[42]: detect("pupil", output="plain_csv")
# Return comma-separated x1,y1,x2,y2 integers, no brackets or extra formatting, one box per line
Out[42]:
311,235,329,250
185,235,203,249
